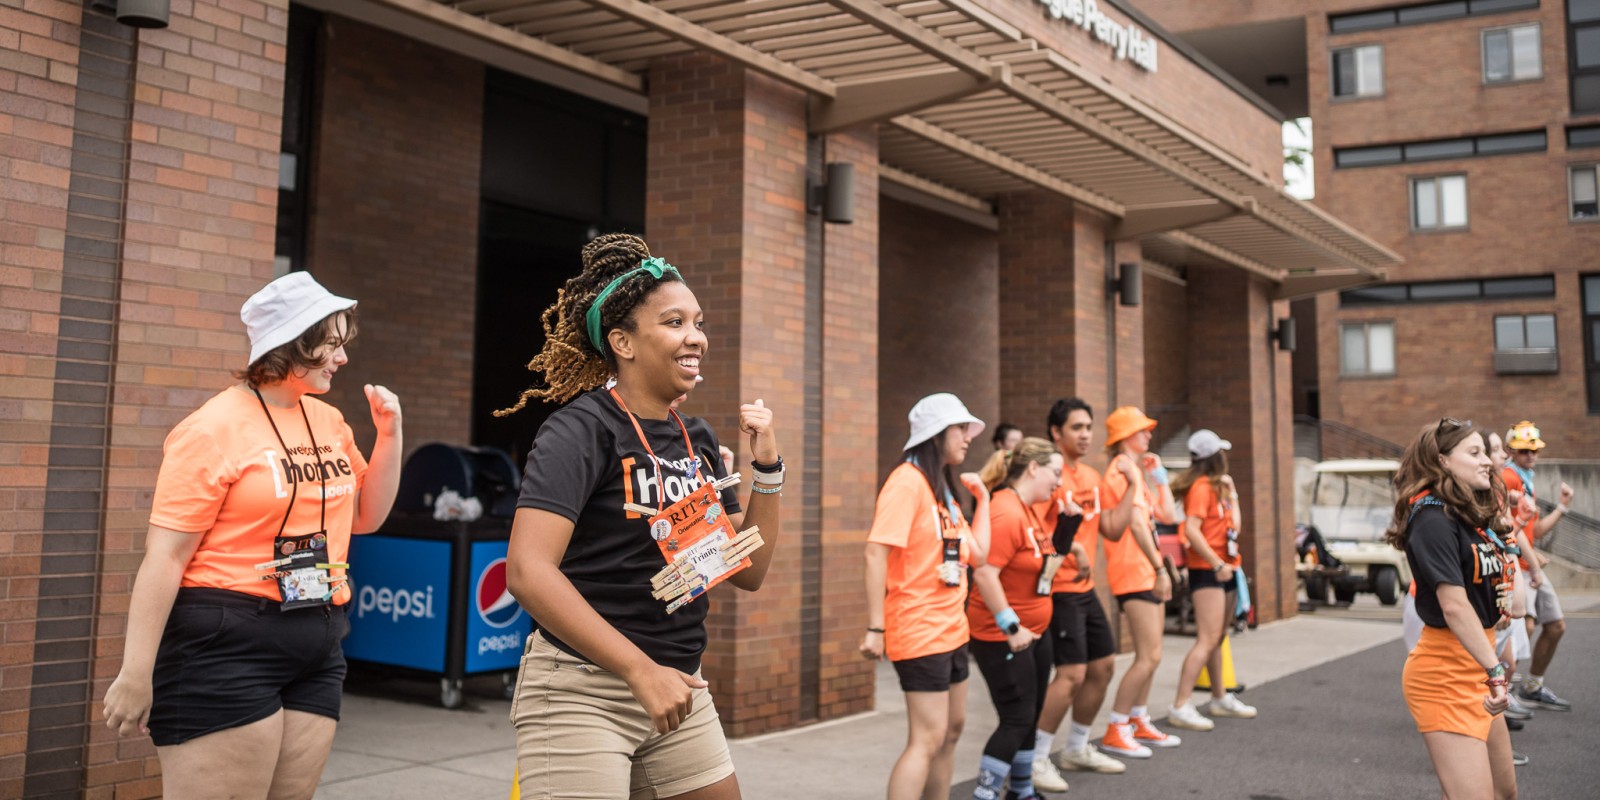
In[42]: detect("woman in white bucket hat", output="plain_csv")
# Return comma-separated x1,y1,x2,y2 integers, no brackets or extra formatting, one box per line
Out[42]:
103,271,403,799
862,393,991,800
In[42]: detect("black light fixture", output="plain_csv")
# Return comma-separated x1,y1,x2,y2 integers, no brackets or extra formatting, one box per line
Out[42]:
1110,262,1141,307
115,0,170,28
1272,316,1297,352
807,162,854,224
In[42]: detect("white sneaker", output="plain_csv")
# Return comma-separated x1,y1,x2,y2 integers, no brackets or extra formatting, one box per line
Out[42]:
1031,754,1070,793
1166,702,1215,731
1054,745,1128,774
1207,692,1258,719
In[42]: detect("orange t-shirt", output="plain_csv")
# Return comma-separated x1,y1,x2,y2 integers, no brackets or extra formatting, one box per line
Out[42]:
149,387,369,605
1032,461,1102,594
1501,467,1535,570
1184,477,1241,570
867,462,972,662
969,489,1055,642
1101,461,1157,595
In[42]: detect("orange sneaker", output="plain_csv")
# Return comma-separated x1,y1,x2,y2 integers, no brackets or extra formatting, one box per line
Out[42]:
1098,722,1152,758
1130,716,1181,747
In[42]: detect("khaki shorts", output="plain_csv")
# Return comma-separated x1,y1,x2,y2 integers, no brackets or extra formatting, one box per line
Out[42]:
511,632,734,799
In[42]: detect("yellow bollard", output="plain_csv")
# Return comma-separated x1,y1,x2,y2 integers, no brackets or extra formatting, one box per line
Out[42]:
1195,635,1244,693
510,769,519,800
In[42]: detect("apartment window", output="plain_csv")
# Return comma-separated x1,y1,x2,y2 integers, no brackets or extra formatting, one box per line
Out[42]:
1411,175,1468,230
1574,0,1600,112
1573,165,1600,219
1334,130,1546,168
1330,1,1539,33
1341,322,1396,376
1494,313,1560,373
1342,275,1557,305
1483,24,1542,82
1333,45,1384,98
1584,275,1600,411
1571,124,1600,149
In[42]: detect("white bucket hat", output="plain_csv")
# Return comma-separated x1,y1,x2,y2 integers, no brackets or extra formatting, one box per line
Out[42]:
904,393,985,451
1188,429,1233,460
241,272,357,366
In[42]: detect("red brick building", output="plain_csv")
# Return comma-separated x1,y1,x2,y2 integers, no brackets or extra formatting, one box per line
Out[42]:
1136,0,1600,454
1,0,1396,795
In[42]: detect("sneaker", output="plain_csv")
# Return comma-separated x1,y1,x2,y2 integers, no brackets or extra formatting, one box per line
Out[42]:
1517,684,1573,712
1207,692,1258,719
1512,752,1530,767
1030,755,1069,793
1166,703,1215,731
1506,716,1525,732
1099,723,1153,758
1130,716,1181,747
1504,694,1535,720
1055,745,1128,774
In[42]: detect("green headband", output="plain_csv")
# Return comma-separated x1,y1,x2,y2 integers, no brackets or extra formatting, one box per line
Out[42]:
585,257,682,353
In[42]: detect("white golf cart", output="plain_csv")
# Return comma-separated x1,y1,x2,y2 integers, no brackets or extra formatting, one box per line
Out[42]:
1300,459,1410,606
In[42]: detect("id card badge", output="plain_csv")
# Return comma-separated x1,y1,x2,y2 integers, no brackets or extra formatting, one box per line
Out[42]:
1036,554,1066,596
1226,527,1240,560
647,480,763,614
939,535,963,587
264,532,337,610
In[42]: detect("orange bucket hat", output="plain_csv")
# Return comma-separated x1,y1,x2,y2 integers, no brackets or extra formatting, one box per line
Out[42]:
1105,406,1158,447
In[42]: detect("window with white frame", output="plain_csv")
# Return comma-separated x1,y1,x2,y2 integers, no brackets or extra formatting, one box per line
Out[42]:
1412,175,1468,230
1483,24,1541,83
1341,321,1396,376
1571,164,1599,219
1332,45,1384,98
1495,314,1557,351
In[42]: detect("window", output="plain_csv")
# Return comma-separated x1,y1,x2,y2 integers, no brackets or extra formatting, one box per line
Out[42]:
1342,322,1396,376
1412,175,1468,230
1571,125,1600,149
1341,275,1556,305
1574,0,1600,112
1333,130,1546,169
1483,24,1542,82
1584,274,1600,411
1329,0,1538,33
1573,165,1600,219
1495,313,1559,374
1333,45,1384,98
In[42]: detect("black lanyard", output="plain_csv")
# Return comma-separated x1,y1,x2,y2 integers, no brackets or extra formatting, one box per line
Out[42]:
253,387,326,535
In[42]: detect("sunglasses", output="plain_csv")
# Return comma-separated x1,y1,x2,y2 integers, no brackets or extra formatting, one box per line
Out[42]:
1435,417,1472,437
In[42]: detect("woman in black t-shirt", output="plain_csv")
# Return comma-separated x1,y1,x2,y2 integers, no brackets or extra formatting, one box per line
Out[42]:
500,234,783,800
1389,419,1516,800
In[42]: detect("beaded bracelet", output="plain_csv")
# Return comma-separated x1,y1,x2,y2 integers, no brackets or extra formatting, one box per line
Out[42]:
753,485,782,495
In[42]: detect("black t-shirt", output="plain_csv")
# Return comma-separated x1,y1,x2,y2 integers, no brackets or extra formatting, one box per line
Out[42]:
516,388,740,674
1404,505,1503,629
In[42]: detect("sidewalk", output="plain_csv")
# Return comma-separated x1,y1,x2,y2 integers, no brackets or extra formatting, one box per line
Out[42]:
315,595,1452,800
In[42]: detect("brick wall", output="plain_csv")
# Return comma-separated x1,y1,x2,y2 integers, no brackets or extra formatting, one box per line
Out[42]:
1142,270,1189,430
304,15,483,455
878,195,999,476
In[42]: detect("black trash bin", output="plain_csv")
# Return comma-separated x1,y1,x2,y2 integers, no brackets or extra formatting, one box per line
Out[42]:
343,444,531,708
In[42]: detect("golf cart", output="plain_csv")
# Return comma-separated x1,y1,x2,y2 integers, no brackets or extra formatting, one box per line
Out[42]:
1300,459,1410,606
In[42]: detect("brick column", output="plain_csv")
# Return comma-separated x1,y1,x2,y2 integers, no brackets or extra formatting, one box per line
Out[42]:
1186,265,1296,623
647,53,875,735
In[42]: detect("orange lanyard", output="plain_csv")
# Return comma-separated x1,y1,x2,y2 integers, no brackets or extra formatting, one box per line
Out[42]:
609,388,701,516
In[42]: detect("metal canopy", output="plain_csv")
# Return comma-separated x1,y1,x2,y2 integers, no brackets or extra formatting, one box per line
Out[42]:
395,0,1401,284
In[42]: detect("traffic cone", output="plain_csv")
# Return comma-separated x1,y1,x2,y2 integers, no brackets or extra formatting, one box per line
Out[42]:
510,769,519,800
1195,635,1245,693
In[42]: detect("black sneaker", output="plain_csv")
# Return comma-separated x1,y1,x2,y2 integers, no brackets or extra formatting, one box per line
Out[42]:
1506,717,1525,732
1517,684,1573,712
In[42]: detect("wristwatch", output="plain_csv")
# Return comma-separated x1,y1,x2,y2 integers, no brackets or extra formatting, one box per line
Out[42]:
1003,620,1021,636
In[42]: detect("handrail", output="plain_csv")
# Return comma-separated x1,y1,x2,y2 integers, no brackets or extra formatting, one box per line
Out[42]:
1293,415,1404,460
1534,499,1600,571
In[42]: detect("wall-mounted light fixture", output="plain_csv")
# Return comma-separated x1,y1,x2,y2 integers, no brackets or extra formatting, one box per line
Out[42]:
1110,262,1141,307
1272,316,1297,352
807,162,854,224
96,0,169,28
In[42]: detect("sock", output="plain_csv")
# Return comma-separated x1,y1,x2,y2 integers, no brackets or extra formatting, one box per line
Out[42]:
1528,674,1544,690
1008,748,1035,795
1034,730,1054,757
1131,705,1149,720
1512,671,1525,686
1066,721,1091,752
973,755,1009,800
1109,711,1129,725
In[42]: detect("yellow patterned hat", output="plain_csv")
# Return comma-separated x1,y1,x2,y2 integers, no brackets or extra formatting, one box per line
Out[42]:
1505,421,1545,451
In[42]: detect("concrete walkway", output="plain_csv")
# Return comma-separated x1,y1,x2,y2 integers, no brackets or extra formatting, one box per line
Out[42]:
314,594,1595,799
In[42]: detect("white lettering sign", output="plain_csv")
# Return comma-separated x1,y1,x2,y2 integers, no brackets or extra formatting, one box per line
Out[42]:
1037,0,1158,72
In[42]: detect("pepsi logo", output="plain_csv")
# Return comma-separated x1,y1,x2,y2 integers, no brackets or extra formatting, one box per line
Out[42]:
475,558,523,628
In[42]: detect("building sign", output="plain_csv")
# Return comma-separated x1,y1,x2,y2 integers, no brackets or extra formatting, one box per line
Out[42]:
1037,0,1159,72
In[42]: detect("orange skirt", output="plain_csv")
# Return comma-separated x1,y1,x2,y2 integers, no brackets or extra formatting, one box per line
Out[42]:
1402,626,1495,741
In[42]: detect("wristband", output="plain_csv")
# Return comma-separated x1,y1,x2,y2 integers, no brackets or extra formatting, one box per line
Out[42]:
866,627,885,634
994,607,1021,634
1485,662,1508,680
1147,465,1169,486
1556,503,1570,514
753,466,785,486
752,485,782,495
752,455,784,474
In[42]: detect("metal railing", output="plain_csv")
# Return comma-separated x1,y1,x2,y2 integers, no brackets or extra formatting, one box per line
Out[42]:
1293,416,1404,461
1535,500,1600,571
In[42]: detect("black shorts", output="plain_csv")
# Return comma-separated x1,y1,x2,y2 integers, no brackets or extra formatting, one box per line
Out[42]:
1049,591,1116,665
148,587,349,747
1115,590,1161,608
892,643,971,693
1189,568,1230,590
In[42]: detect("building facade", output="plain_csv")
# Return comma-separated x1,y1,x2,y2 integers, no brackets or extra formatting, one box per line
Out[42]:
1138,0,1600,454
0,0,1397,795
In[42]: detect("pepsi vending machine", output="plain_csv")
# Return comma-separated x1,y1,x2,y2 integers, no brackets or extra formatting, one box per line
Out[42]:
343,445,531,708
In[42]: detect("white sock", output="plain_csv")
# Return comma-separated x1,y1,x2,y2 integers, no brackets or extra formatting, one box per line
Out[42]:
1528,673,1544,690
1034,730,1054,756
1131,705,1148,720
1109,711,1129,725
1067,722,1091,752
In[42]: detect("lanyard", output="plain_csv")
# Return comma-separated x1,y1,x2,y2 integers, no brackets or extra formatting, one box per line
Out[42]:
1508,463,1536,499
609,388,701,516
1410,490,1514,610
253,388,325,536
